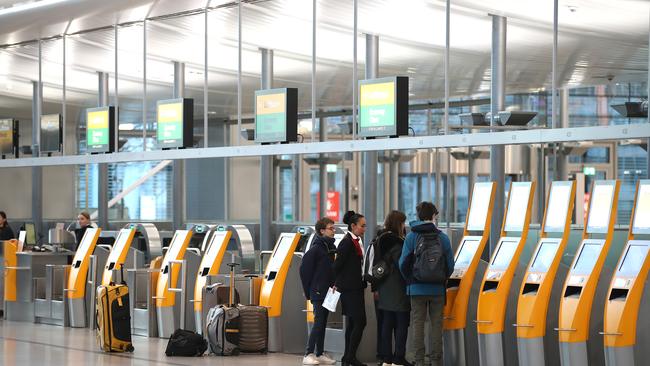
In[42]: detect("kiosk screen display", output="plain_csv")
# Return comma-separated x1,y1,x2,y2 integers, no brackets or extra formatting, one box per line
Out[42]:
267,236,295,274
587,183,615,233
572,243,602,274
467,183,493,231
530,241,560,272
86,107,111,153
73,228,98,264
504,183,533,232
161,230,190,272
455,239,480,268
618,244,649,275
106,229,133,265
632,183,650,233
491,240,518,269
544,183,572,232
201,232,229,275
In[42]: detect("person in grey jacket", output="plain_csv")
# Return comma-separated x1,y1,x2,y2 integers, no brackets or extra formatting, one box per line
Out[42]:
376,210,412,366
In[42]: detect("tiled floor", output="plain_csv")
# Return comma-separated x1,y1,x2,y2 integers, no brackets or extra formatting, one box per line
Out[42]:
0,320,304,365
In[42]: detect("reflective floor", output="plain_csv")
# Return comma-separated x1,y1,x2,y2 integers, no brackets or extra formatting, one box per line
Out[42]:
0,320,303,365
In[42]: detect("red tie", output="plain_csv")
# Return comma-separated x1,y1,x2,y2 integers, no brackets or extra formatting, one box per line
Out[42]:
352,236,362,257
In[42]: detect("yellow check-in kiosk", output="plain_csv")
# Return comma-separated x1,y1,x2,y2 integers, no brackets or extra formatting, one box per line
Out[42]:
259,232,305,353
154,229,202,338
3,239,23,306
443,181,496,366
66,227,102,328
557,180,620,365
101,228,137,286
476,181,536,366
515,181,576,366
602,180,650,365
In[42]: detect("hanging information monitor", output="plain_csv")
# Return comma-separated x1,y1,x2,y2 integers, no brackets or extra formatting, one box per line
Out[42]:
86,106,116,153
358,76,408,138
254,88,298,144
0,118,18,157
40,114,62,153
156,98,194,149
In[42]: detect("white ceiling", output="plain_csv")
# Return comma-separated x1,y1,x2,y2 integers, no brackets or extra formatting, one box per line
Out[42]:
0,0,648,123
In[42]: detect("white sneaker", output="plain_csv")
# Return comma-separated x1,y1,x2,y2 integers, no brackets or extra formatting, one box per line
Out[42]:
382,363,393,366
316,353,336,365
303,353,320,365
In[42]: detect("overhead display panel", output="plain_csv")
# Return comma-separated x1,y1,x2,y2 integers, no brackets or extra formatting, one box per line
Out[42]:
0,119,17,157
543,181,573,233
156,98,194,149
504,182,534,232
254,88,298,144
632,181,650,234
586,181,617,234
467,182,494,231
86,106,115,153
40,114,62,153
358,76,408,138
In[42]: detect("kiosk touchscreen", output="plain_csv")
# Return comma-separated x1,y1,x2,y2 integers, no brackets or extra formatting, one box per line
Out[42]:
66,227,101,328
443,181,496,366
101,228,136,286
602,180,650,365
557,180,620,366
477,182,536,366
515,181,576,366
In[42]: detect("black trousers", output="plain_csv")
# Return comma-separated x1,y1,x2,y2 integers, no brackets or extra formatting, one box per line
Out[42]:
380,310,410,362
342,290,366,361
306,300,329,356
374,299,384,359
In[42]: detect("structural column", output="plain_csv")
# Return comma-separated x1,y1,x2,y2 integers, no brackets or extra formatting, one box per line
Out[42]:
318,117,327,218
362,34,379,244
172,62,185,230
260,48,274,251
97,72,109,229
32,81,43,237
389,152,399,210
489,15,506,255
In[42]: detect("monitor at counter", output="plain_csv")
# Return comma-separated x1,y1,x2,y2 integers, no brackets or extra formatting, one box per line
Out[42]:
24,223,36,246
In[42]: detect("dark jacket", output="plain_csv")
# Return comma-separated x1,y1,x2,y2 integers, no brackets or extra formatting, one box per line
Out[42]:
74,225,91,250
377,231,410,312
300,235,336,302
399,221,454,296
333,232,365,292
0,223,15,241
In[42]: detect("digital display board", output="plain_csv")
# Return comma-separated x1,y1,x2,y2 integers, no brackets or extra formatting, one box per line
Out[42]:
254,88,298,144
358,76,408,138
618,243,649,275
455,239,480,268
632,181,650,234
40,114,62,153
586,181,617,234
86,106,115,153
504,182,533,232
467,182,494,231
572,242,602,274
490,239,519,269
544,181,573,233
156,98,193,149
530,241,560,272
0,118,17,157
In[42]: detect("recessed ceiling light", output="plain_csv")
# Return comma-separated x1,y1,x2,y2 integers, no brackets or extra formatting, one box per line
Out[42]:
567,5,578,13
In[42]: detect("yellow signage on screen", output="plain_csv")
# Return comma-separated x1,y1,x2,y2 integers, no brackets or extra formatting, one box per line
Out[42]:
87,110,108,129
158,102,183,123
256,93,286,115
360,81,395,107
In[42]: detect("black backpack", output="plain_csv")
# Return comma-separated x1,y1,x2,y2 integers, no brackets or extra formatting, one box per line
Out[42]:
165,329,208,357
412,231,447,284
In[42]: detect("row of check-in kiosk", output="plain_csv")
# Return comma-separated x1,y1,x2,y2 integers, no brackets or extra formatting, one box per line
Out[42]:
2,179,650,365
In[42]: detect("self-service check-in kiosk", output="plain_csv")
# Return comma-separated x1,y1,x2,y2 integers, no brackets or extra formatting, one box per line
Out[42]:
444,181,496,366
602,180,650,365
515,181,576,366
3,239,23,316
476,181,536,366
259,232,305,353
101,228,146,286
557,180,620,365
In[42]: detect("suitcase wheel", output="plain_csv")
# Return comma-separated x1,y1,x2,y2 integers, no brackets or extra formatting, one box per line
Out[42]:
126,345,135,353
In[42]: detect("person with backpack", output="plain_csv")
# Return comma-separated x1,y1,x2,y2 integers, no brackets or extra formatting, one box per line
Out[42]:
375,210,412,366
399,202,454,366
300,217,338,365
334,211,368,366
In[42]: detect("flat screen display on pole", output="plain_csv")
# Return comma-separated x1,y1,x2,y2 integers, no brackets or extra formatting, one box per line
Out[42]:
156,98,194,149
632,181,650,234
0,118,17,157
86,106,115,153
544,181,573,233
467,182,494,231
254,88,298,144
40,114,62,153
358,76,408,138
503,182,533,232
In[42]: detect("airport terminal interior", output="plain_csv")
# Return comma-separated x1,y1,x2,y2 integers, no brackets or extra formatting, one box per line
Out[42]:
1,0,650,365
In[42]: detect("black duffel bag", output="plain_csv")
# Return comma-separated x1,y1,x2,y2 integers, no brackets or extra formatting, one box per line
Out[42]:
165,329,208,357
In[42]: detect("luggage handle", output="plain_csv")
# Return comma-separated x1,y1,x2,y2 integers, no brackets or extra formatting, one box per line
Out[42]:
226,263,240,306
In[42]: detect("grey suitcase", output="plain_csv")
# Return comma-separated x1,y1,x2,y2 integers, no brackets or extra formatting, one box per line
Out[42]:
206,305,240,356
237,304,268,353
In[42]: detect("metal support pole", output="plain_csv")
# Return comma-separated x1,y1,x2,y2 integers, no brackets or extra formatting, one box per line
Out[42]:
293,154,301,221
62,23,70,155
389,153,399,209
114,24,119,152
352,0,358,140
172,62,185,231
311,0,317,143
552,0,559,180
237,0,242,146
647,5,650,178
98,72,109,229
260,48,274,250
32,75,43,236
490,15,506,255
203,1,210,148
142,19,148,147
319,117,327,218
362,34,378,244
435,148,442,211
558,88,569,180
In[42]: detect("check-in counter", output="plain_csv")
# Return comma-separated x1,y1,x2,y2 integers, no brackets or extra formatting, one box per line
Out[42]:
444,181,496,366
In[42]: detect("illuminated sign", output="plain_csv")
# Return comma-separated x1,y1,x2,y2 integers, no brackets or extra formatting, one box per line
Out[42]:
156,98,193,149
86,106,116,153
254,88,298,143
358,76,408,138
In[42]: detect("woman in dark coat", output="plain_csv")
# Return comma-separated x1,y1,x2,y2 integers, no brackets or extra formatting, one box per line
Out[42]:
333,211,367,366
0,211,15,241
377,210,412,366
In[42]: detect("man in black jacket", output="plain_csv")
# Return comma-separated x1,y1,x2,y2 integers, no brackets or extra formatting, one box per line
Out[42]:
300,217,337,365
